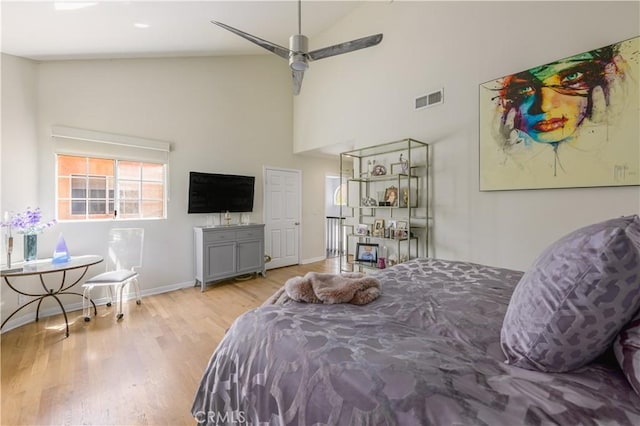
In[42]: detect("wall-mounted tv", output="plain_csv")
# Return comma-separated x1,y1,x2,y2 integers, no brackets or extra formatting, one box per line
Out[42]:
188,171,255,214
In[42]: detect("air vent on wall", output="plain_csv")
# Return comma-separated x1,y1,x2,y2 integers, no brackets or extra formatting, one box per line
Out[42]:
415,88,444,110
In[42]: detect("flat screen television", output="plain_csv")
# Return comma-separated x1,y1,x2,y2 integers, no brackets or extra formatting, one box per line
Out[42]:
188,171,255,214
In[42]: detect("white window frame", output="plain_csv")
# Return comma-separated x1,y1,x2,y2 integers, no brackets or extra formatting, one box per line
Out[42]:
52,126,170,222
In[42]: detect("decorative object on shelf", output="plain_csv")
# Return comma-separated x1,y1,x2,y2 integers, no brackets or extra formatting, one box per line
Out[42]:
2,207,56,263
402,188,409,207
372,164,387,176
384,186,399,207
399,153,409,174
362,196,377,207
224,211,232,225
356,242,378,263
367,160,374,177
52,233,71,264
356,224,369,236
377,256,386,269
377,246,387,269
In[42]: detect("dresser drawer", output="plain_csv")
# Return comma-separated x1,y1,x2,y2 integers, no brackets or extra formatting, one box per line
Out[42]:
203,230,236,243
237,228,262,240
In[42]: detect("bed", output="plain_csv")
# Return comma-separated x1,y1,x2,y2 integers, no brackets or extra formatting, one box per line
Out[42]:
191,215,640,425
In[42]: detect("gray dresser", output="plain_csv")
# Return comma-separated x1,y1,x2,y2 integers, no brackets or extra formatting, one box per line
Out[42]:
193,224,266,291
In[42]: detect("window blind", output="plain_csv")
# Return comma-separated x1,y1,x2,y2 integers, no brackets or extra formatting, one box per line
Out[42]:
52,126,171,164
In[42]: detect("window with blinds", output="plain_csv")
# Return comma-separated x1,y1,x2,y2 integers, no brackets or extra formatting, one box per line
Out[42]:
52,126,170,221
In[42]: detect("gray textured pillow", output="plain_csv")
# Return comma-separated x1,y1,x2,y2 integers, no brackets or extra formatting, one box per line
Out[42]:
501,214,640,372
613,310,640,396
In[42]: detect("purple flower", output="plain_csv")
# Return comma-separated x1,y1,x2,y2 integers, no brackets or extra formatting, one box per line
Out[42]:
1,207,56,235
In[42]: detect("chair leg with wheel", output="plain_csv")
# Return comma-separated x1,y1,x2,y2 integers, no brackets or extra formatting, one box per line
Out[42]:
106,285,114,307
116,281,126,320
82,285,94,322
133,277,142,306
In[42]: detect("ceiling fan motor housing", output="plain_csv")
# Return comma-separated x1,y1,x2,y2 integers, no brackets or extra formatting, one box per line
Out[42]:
289,34,309,71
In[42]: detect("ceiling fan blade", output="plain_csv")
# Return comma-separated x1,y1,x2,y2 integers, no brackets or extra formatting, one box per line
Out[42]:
308,33,383,62
292,70,304,96
211,20,290,60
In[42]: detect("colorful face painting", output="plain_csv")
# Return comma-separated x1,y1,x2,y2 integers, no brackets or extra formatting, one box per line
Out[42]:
479,37,639,191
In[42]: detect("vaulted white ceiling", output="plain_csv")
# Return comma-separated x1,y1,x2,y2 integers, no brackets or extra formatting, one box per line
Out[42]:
1,1,364,61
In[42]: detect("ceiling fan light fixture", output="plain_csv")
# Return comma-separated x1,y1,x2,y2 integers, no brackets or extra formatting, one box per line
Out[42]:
289,53,308,71
288,34,309,71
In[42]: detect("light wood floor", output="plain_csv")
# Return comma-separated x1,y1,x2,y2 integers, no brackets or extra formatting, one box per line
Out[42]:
1,258,339,426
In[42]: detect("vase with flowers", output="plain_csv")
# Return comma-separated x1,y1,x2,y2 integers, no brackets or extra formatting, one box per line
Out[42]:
2,207,56,262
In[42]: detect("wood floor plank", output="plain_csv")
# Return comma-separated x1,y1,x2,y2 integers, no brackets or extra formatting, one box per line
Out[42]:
1,258,339,425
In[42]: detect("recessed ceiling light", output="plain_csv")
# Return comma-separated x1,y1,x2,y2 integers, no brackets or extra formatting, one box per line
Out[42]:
133,22,150,29
54,2,98,11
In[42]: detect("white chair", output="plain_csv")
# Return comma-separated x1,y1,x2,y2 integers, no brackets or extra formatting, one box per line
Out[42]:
83,228,144,321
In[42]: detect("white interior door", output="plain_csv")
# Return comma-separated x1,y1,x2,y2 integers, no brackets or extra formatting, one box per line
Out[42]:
264,167,301,269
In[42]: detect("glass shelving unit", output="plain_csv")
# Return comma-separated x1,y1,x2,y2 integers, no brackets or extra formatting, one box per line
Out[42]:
339,138,431,273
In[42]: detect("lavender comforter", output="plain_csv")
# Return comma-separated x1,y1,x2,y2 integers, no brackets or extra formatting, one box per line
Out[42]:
191,258,640,425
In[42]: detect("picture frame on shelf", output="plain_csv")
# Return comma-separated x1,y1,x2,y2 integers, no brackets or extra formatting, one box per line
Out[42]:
384,186,399,207
373,219,385,237
355,242,378,263
355,224,369,236
395,221,408,239
394,229,408,239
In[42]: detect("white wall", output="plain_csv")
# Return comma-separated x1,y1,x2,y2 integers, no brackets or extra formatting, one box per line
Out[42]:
1,55,41,321
1,54,338,329
294,1,640,270
1,55,39,231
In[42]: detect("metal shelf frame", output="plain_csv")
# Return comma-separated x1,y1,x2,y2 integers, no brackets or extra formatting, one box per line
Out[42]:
339,138,430,273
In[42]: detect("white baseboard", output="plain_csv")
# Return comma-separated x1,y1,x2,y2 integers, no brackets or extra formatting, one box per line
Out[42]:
0,280,195,334
301,255,326,265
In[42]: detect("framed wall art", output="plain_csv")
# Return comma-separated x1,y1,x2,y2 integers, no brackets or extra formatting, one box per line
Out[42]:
479,36,639,191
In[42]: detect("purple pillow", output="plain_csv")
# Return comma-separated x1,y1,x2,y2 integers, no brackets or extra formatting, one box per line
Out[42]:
501,214,640,372
614,310,640,396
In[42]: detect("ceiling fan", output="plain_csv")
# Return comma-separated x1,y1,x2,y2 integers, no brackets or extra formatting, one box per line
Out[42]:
211,1,383,95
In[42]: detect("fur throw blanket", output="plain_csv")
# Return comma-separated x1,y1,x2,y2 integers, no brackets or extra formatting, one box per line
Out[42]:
263,272,381,306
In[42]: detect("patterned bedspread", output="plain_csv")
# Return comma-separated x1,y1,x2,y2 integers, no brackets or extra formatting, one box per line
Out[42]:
191,258,640,425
